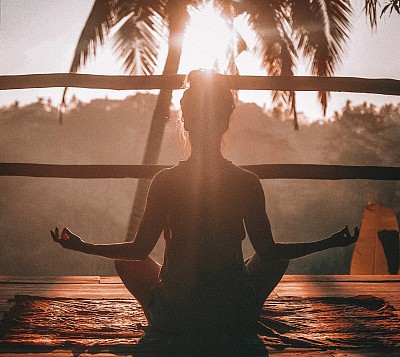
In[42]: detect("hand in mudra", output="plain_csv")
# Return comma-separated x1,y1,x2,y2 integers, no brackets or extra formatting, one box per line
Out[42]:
50,227,84,251
330,226,359,247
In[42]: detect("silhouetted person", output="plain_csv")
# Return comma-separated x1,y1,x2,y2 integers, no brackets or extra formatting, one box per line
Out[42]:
51,70,358,345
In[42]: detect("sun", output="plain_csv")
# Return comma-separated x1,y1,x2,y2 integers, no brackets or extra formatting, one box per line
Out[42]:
179,2,233,74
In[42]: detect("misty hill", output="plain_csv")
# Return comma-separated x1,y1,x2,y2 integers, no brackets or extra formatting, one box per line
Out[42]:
1,95,399,275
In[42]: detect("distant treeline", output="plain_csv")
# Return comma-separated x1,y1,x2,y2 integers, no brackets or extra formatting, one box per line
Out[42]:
0,94,399,275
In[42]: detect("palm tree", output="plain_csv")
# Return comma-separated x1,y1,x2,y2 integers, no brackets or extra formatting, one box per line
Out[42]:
65,0,392,242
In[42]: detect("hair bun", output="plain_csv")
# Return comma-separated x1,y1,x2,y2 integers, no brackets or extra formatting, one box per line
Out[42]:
187,69,218,88
180,69,235,122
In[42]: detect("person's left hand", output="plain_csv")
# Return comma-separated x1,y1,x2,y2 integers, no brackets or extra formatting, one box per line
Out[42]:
50,227,85,252
330,226,359,247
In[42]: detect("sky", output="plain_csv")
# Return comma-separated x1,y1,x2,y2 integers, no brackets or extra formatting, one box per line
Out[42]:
0,0,399,121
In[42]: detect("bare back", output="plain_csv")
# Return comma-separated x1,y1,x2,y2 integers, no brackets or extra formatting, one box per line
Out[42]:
153,158,260,289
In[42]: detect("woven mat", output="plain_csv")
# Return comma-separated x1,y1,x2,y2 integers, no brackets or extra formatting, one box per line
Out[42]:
1,295,399,354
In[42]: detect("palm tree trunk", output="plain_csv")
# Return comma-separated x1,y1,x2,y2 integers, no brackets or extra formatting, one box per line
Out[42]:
125,18,185,242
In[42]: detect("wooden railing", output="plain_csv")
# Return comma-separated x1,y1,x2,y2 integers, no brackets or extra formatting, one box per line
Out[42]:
0,163,400,180
1,73,399,181
1,73,400,95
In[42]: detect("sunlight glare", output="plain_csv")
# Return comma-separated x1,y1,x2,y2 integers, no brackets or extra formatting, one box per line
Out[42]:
179,2,233,73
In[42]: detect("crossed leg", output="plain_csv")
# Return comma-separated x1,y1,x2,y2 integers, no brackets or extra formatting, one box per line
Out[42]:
114,257,161,320
246,254,289,318
115,254,287,323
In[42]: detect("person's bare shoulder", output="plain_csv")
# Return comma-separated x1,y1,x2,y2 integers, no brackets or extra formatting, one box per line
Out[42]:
150,162,183,189
228,162,261,187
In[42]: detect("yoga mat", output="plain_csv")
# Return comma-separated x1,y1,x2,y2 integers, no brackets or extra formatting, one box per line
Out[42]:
1,295,399,354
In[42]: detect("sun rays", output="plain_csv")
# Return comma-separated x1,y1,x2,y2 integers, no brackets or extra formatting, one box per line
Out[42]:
179,2,233,74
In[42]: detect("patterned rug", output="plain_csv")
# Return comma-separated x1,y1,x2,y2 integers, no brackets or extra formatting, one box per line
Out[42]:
0,295,399,354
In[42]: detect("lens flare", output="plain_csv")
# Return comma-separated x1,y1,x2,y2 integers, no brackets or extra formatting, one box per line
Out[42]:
179,2,233,73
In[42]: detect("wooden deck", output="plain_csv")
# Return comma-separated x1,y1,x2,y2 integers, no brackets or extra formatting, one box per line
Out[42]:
1,275,400,356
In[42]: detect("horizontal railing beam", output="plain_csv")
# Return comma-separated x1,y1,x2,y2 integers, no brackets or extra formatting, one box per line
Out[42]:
1,163,399,180
1,74,399,96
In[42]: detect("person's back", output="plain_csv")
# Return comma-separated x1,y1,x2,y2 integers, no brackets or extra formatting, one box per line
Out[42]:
148,158,259,333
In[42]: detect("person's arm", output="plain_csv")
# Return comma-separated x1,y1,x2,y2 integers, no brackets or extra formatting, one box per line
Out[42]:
272,226,358,260
244,174,359,262
51,171,167,261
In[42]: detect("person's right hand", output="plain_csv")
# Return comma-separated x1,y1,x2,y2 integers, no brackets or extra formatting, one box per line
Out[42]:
50,227,85,252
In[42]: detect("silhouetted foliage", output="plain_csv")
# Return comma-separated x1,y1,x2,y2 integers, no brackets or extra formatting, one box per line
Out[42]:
365,0,400,27
335,100,400,133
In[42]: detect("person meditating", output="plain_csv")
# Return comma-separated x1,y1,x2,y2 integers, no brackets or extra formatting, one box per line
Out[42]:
51,70,358,338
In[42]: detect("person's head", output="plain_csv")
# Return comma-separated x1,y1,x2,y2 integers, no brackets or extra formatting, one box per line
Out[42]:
180,69,234,150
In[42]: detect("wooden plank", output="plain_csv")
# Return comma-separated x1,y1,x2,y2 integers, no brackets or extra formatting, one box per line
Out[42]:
1,74,399,96
1,276,399,302
0,284,131,298
269,350,334,356
0,277,398,302
2,163,400,180
274,285,400,296
0,73,186,91
276,283,400,291
281,275,400,282
270,351,400,357
331,352,400,357
100,276,122,284
276,282,400,292
0,276,100,284
0,353,121,357
0,280,398,312
0,286,133,301
1,275,398,284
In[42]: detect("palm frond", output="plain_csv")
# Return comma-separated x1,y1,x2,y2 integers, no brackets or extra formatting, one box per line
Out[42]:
292,0,352,115
129,0,166,19
364,0,400,25
61,0,115,121
112,12,162,75
69,0,111,73
250,3,296,100
69,0,167,74
245,1,299,128
381,0,400,17
239,1,299,127
249,7,284,74
70,0,117,73
364,0,379,27
61,0,165,120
